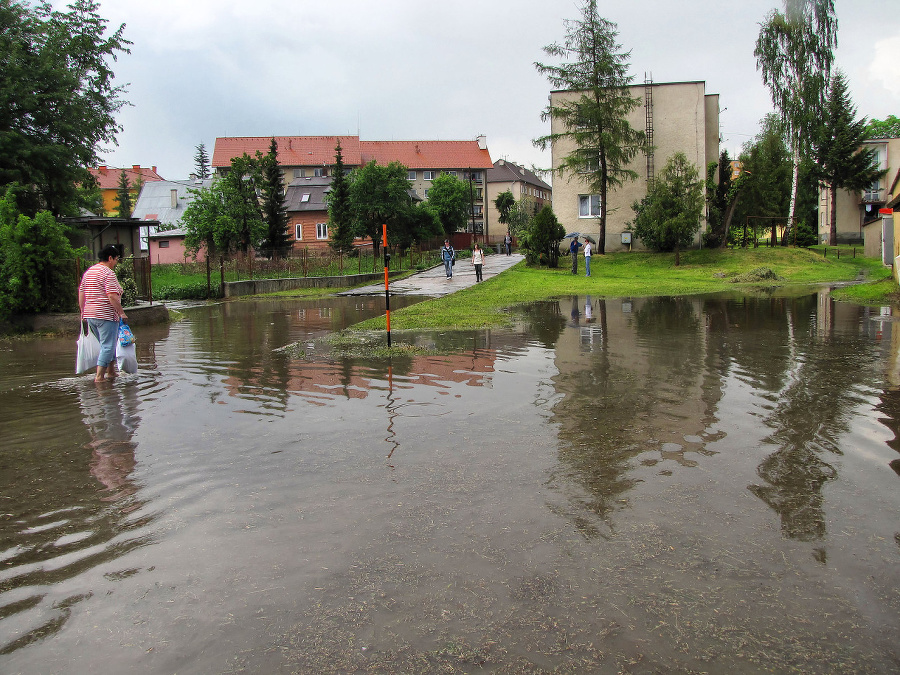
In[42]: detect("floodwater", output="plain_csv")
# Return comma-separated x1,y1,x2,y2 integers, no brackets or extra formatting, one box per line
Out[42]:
1,291,899,674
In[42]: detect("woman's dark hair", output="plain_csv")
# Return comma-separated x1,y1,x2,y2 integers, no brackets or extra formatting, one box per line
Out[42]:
99,245,120,262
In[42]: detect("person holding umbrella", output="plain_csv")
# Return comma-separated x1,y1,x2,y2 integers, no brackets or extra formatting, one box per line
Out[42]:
569,236,581,275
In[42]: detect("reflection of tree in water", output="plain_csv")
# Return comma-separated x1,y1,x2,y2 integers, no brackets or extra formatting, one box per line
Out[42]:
746,296,879,541
550,297,722,533
516,300,568,348
0,382,153,655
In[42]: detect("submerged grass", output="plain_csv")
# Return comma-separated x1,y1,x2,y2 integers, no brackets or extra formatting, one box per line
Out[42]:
353,247,893,331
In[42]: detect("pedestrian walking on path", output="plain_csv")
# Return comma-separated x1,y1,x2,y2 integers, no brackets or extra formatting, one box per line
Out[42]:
441,240,455,278
472,243,485,282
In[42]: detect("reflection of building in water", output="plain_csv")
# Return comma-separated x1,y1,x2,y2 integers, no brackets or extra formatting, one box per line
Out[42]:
548,292,885,540
221,330,530,410
549,296,724,525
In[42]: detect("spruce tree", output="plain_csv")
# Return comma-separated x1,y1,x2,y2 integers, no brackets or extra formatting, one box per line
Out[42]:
813,70,886,245
115,170,132,218
259,138,290,257
194,143,211,179
326,141,355,254
534,0,646,254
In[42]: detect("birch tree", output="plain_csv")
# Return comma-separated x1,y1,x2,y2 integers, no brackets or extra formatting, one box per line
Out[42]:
755,0,837,244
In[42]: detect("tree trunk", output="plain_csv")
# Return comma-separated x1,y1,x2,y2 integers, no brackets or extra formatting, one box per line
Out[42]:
784,143,800,246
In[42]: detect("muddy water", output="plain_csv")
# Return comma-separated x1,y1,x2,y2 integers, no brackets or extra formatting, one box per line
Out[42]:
1,291,899,673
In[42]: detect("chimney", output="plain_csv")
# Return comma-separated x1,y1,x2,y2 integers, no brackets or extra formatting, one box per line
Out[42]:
152,166,157,173
170,189,178,209
99,166,107,175
476,135,487,150
132,165,141,173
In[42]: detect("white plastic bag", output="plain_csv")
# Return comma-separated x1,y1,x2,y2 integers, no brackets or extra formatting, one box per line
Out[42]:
76,320,100,374
116,340,138,374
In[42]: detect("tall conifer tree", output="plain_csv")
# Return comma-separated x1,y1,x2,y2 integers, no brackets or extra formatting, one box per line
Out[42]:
813,71,886,245
534,0,646,254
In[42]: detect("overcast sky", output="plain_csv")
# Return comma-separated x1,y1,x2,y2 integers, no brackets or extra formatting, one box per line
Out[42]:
73,0,900,181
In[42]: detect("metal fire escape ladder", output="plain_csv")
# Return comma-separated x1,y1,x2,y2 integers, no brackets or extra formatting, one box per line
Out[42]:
644,73,655,189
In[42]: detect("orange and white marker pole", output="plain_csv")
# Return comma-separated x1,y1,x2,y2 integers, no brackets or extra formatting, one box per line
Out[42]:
382,223,391,347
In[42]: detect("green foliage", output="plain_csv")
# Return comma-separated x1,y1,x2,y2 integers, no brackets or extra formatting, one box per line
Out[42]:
704,151,735,248
182,153,265,259
115,170,132,218
755,0,837,232
0,0,131,217
0,187,84,318
426,173,470,237
114,256,138,307
629,153,703,264
259,138,291,257
521,205,565,267
193,143,211,179
494,191,515,227
327,141,355,254
348,161,413,263
534,0,645,254
733,115,792,244
865,115,900,140
812,70,888,245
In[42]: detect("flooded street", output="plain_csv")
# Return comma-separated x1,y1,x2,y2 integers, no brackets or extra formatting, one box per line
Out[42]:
1,291,899,673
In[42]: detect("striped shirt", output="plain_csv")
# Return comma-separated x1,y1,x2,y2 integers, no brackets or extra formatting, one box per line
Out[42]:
79,264,123,321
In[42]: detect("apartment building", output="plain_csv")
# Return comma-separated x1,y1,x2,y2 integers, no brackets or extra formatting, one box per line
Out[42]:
212,135,493,245
484,159,552,242
818,137,899,245
549,81,719,252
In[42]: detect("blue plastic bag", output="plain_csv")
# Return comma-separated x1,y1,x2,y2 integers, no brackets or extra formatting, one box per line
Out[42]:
118,319,135,347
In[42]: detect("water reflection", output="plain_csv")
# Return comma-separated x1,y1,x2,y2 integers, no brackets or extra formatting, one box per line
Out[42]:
1,291,899,671
542,292,890,543
0,380,153,655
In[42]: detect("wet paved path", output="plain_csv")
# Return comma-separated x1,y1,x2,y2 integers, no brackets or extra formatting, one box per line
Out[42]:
339,252,524,297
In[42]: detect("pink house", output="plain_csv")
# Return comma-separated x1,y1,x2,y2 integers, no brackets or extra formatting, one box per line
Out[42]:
147,228,207,264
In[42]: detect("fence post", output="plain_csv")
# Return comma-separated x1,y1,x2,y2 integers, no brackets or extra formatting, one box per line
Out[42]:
824,247,827,258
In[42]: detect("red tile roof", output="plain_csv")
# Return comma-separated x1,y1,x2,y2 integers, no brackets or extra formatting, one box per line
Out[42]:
88,165,164,190
212,136,492,170
361,140,492,170
212,136,362,168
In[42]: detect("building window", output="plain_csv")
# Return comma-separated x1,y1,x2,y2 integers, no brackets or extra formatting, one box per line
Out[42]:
424,171,436,180
475,188,483,200
301,193,310,203
579,195,601,217
295,224,303,240
446,170,458,177
316,223,328,240
314,167,326,177
472,171,483,184
424,189,430,199
472,205,483,217
158,240,169,248
293,169,302,178
408,170,417,180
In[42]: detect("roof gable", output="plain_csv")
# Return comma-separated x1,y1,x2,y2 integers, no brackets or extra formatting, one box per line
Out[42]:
88,165,165,190
212,136,362,168
360,140,492,170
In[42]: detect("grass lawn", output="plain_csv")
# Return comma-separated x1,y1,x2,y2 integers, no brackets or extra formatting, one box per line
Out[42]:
352,247,895,331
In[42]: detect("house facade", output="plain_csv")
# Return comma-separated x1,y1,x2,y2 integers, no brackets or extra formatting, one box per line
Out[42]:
212,135,493,248
549,81,720,252
818,137,899,245
87,165,165,216
132,178,213,254
147,227,207,264
484,159,552,242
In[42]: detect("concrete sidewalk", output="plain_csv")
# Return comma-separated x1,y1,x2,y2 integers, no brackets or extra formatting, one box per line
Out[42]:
339,253,524,297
